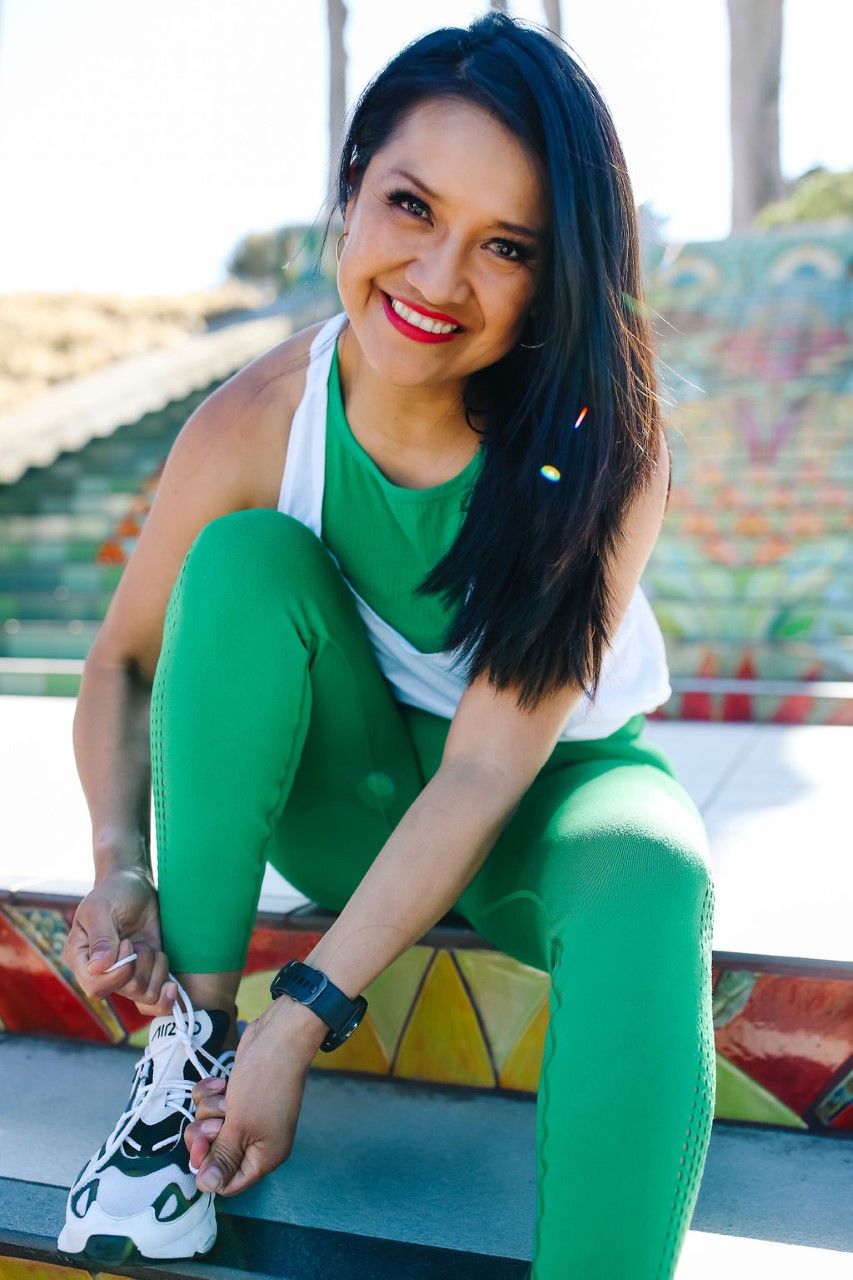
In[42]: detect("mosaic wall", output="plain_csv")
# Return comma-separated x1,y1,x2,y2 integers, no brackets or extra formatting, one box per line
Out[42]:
0,1258,124,1280
643,227,853,725
1,898,851,1137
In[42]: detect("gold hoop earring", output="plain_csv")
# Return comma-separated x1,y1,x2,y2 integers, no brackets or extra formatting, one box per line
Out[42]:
335,232,348,266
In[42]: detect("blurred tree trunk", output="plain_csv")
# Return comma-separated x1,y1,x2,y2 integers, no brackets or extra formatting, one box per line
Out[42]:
727,0,785,231
542,0,562,37
327,0,348,201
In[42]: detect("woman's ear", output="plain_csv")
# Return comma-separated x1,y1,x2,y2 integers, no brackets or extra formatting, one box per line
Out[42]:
342,164,361,233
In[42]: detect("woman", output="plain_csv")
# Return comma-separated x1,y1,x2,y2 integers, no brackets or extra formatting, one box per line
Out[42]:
58,14,715,1278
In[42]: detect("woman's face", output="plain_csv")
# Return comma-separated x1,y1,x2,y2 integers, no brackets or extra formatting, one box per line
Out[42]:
337,97,546,391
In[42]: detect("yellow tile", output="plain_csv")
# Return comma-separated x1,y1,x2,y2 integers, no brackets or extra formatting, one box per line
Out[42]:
127,1024,151,1049
235,968,279,1023
714,1053,807,1127
361,946,434,1061
455,949,549,1073
394,951,496,1088
0,1258,89,1279
311,1013,390,1075
499,997,550,1092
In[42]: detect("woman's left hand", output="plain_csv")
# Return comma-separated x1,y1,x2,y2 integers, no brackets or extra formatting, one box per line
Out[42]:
184,999,327,1196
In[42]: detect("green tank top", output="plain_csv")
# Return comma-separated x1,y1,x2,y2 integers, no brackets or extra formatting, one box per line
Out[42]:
321,344,484,653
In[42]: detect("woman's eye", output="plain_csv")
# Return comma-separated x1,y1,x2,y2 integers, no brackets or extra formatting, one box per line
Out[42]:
386,190,430,220
489,240,529,262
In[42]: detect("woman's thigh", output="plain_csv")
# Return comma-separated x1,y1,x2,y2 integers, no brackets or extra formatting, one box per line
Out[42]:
153,509,428,966
456,731,713,973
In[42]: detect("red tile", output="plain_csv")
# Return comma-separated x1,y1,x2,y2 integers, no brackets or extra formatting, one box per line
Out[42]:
0,909,111,1041
714,973,853,1120
244,926,322,976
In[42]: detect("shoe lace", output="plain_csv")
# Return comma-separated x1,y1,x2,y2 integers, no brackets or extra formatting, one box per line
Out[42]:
79,976,235,1180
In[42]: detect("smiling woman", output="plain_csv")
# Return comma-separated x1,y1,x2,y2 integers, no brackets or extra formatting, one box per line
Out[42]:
337,99,544,378
59,14,714,1280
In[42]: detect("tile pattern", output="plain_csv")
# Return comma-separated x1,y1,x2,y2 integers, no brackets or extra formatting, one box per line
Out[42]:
0,1261,126,1279
0,1261,96,1279
641,227,853,725
1,896,851,1136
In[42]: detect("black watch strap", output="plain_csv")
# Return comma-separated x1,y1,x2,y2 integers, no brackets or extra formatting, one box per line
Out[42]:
269,960,367,1052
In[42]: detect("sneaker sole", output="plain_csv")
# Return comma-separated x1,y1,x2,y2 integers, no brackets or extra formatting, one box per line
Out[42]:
58,1195,217,1261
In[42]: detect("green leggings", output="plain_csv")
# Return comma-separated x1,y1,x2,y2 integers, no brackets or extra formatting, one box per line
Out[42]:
150,509,716,1279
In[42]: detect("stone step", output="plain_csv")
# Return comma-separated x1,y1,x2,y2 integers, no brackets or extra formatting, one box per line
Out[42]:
0,622,98,660
0,565,122,594
0,1037,851,1278
0,593,110,624
0,514,130,542
0,490,146,518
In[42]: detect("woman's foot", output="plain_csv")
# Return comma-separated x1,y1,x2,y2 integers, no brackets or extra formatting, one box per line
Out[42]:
57,980,236,1264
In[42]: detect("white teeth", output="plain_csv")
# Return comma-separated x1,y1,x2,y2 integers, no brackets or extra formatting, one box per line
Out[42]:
389,296,458,334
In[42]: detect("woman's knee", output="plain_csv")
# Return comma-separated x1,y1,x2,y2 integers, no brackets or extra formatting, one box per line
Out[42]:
545,802,714,944
188,510,325,579
173,511,336,618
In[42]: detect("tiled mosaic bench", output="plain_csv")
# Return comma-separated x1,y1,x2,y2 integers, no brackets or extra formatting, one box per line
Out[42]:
1,888,851,1139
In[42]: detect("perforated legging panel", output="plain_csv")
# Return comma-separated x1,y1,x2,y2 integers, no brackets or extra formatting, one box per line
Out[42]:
151,509,716,1278
657,879,716,1278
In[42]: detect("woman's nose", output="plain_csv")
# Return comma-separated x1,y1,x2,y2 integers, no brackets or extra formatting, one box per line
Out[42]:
404,235,470,310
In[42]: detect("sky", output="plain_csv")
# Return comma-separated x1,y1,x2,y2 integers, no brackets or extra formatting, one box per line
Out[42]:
0,0,850,296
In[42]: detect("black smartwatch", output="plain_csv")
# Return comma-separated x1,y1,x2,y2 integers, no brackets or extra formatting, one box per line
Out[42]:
269,959,367,1053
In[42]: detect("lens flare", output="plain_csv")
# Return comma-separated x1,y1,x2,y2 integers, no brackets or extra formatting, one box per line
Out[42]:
573,407,588,430
540,465,561,483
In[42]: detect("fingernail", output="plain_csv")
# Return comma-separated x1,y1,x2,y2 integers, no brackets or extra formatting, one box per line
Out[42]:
202,1120,221,1137
198,1168,222,1192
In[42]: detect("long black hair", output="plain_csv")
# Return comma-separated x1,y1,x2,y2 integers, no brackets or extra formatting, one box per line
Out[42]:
337,13,665,711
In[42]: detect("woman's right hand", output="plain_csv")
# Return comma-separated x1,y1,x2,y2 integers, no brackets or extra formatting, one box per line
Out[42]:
63,867,177,1016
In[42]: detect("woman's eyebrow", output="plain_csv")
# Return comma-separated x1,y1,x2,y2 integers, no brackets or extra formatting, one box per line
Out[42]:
386,167,541,241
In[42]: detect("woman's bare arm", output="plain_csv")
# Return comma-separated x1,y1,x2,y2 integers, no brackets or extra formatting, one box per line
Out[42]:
65,332,312,1006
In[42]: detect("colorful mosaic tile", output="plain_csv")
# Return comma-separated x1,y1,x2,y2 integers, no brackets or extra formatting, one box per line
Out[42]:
2,902,852,1135
712,970,853,1131
0,1258,116,1279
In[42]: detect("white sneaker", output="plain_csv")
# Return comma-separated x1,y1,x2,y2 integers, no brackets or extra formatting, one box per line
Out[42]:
58,980,235,1264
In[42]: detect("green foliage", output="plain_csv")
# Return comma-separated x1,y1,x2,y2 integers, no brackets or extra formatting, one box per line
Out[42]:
755,167,853,228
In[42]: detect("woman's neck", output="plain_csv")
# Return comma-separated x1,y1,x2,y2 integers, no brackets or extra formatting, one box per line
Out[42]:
336,323,482,482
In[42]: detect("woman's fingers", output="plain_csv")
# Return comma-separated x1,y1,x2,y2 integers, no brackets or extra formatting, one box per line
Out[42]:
192,1079,228,1122
185,1118,223,1171
132,952,176,1016
139,977,180,1018
64,910,123,997
105,941,164,1007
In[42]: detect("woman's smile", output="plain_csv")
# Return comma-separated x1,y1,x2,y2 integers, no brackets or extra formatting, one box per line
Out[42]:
381,292,464,344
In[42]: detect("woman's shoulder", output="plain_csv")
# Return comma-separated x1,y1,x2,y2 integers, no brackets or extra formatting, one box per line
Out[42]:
201,316,334,510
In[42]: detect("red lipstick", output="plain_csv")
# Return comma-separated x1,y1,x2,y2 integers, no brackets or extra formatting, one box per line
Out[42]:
381,293,463,345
